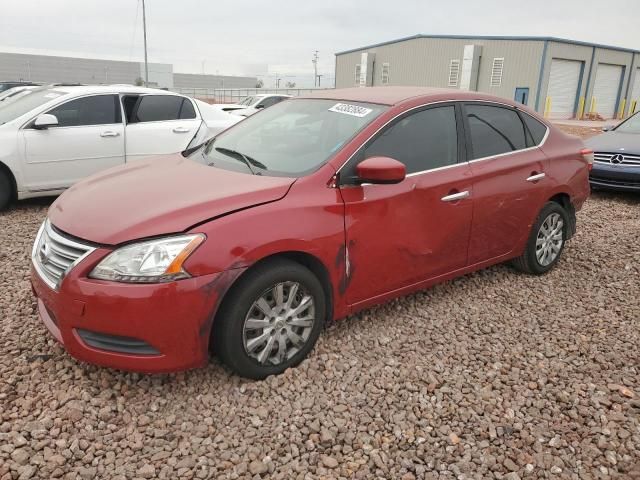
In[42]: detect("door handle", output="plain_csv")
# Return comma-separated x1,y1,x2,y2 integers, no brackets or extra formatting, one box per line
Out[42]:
172,127,191,133
526,172,546,182
441,190,470,202
100,131,120,137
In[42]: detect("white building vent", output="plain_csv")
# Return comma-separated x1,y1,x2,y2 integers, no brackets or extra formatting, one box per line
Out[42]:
490,58,504,87
381,63,390,85
354,64,361,86
448,59,460,87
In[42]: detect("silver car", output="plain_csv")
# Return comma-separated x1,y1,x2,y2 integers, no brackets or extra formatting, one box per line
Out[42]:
587,112,640,192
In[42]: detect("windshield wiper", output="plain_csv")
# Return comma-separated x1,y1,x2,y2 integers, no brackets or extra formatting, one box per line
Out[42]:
215,147,267,174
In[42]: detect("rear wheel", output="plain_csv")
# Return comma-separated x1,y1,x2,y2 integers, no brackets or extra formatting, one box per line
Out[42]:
0,171,12,211
212,259,325,379
511,202,568,274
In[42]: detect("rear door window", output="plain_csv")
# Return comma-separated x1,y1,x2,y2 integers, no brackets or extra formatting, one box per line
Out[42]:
130,95,196,123
464,104,528,159
46,95,121,127
520,112,548,146
179,98,196,119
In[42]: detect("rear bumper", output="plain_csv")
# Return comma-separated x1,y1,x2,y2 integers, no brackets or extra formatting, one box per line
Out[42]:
590,164,640,192
31,259,242,373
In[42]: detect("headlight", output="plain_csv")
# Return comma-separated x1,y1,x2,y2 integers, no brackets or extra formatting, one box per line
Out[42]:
89,234,205,283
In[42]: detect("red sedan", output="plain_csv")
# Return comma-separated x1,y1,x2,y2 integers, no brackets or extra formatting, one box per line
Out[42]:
31,87,591,379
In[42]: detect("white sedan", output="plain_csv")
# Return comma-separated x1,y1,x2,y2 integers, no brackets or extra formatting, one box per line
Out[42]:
211,94,291,117
0,85,39,104
0,85,241,209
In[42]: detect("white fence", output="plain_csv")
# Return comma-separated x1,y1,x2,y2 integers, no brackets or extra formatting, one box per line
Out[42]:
171,87,334,103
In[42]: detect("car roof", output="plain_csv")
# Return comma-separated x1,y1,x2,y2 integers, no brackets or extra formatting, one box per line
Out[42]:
303,86,521,108
45,85,183,96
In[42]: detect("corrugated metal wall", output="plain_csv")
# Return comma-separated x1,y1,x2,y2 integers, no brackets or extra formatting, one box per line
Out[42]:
0,52,260,91
0,52,167,86
335,38,543,104
335,37,639,117
173,73,257,89
538,43,638,118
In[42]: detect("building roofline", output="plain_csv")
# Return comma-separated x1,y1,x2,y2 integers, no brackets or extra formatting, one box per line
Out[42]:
335,34,640,56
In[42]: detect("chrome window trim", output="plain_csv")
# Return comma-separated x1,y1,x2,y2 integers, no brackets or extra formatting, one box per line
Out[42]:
405,161,468,178
334,99,550,184
22,123,124,131
32,219,96,291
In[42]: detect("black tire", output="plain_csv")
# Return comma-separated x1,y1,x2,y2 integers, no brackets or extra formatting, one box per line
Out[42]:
212,258,326,379
0,170,12,211
511,201,569,275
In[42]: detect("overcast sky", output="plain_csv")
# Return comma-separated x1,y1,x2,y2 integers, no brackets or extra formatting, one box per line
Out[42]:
1,0,638,87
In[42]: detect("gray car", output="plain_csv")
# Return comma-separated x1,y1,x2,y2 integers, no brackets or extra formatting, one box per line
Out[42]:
587,112,640,192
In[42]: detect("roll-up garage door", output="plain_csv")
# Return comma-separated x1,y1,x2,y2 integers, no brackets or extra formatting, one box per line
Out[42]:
630,69,640,115
592,64,623,119
547,59,582,119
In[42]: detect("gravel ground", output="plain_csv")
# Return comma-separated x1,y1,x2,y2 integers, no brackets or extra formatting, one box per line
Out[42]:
1,128,639,479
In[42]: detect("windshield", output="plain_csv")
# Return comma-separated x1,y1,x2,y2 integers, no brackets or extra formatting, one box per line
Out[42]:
615,112,640,134
239,96,256,106
0,88,66,125
197,98,386,176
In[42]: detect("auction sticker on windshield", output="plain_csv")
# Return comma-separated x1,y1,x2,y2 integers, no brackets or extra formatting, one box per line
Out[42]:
328,103,373,117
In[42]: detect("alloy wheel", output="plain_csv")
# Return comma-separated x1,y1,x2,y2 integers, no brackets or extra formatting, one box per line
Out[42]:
242,282,316,365
535,212,564,266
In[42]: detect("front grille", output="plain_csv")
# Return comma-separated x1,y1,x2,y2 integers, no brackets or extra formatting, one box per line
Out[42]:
594,152,640,167
32,220,95,290
76,329,161,355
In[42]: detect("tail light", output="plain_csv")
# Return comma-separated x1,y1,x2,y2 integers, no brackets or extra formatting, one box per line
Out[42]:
580,148,594,171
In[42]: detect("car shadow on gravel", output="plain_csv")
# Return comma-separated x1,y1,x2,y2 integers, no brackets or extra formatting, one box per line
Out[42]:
590,189,640,205
1,196,57,214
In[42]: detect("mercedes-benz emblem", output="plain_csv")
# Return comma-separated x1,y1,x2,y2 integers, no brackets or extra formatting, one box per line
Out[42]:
610,154,624,165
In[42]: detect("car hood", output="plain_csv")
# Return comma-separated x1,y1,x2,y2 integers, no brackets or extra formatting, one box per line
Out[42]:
48,154,295,245
585,131,640,153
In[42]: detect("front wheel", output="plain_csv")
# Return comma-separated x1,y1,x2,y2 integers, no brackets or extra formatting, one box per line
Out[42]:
511,202,569,275
212,259,326,379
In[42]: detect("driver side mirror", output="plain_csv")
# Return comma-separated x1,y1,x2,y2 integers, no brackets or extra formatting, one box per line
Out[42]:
602,125,612,132
354,156,406,184
33,114,59,130
255,104,265,109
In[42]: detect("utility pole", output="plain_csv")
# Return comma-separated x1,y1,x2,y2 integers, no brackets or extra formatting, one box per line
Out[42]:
312,50,319,87
142,0,149,86
317,74,323,87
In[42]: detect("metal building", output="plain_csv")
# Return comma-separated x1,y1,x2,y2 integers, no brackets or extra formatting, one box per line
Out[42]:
335,35,640,119
173,73,258,90
0,51,257,91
